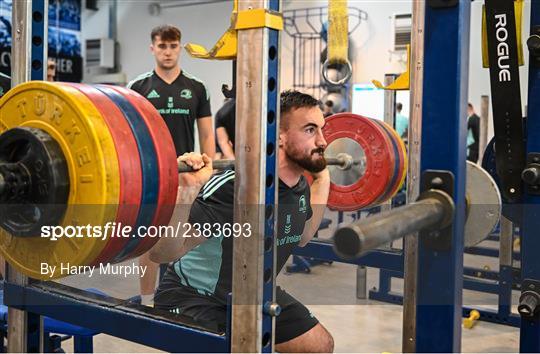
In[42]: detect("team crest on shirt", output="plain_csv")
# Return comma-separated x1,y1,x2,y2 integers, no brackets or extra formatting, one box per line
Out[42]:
299,195,307,213
180,89,192,99
284,214,292,234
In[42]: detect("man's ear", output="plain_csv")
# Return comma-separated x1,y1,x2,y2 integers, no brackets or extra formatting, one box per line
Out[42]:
278,130,285,147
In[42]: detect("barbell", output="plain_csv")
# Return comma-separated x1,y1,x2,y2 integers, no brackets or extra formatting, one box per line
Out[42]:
177,152,359,173
332,161,502,259
0,82,407,279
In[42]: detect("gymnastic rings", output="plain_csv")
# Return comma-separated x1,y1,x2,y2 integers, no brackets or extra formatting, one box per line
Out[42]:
321,59,352,86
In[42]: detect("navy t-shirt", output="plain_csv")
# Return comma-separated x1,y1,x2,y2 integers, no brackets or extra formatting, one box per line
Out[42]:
128,70,211,155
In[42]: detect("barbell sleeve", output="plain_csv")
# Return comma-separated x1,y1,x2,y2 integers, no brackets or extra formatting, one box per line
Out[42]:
326,152,354,170
333,189,455,260
177,153,356,173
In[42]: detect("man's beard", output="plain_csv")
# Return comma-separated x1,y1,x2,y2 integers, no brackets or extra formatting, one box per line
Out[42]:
286,147,327,173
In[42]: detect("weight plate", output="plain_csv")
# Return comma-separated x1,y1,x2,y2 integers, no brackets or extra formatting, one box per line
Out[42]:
374,119,408,201
62,83,142,265
0,82,120,279
322,113,396,211
370,119,401,204
94,85,159,263
106,86,178,258
391,122,408,194
465,161,501,247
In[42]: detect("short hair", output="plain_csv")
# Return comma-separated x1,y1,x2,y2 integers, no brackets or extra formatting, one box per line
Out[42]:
280,90,320,129
396,102,403,111
151,25,181,43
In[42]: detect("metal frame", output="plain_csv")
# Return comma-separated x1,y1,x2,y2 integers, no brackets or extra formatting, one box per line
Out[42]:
294,228,522,328
231,0,280,351
4,282,227,353
370,215,522,328
402,1,424,350
520,1,540,350
368,269,521,328
6,0,47,352
366,214,522,326
413,2,470,351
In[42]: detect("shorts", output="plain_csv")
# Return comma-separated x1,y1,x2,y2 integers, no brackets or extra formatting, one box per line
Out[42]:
154,267,319,344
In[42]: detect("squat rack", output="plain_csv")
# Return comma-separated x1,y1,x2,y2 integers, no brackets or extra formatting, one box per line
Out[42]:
4,1,540,353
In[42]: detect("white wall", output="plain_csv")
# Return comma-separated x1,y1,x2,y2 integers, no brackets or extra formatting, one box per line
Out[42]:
82,0,234,116
281,0,531,140
82,0,532,142
281,0,413,91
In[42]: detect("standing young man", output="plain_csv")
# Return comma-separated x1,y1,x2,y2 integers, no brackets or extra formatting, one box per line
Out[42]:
128,25,215,306
149,91,334,352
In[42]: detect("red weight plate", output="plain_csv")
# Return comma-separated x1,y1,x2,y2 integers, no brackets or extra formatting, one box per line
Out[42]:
371,119,402,204
378,120,407,199
321,113,396,211
61,83,142,265
107,86,178,258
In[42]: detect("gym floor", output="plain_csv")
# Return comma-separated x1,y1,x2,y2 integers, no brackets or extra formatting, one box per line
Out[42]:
58,217,519,353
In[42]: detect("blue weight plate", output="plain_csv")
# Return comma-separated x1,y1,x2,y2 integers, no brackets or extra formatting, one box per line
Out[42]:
95,85,159,262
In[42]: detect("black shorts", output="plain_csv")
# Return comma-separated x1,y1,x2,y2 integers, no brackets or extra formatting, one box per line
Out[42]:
154,268,319,344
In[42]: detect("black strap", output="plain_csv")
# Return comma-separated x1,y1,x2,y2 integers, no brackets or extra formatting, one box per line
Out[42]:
484,0,525,202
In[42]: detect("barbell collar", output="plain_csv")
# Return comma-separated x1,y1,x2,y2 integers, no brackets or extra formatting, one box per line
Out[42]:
333,189,455,260
177,153,356,173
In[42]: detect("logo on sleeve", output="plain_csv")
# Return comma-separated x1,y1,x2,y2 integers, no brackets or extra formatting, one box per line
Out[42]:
147,90,160,99
299,195,307,213
180,89,192,99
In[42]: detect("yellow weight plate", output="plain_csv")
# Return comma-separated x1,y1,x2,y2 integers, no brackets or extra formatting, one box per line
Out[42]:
393,128,408,193
0,82,120,279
